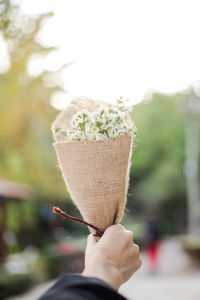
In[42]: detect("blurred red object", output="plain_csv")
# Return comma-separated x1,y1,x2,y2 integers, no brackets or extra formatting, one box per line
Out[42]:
55,242,79,255
146,241,160,269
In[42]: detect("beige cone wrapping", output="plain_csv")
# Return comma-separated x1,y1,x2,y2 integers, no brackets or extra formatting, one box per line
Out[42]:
52,97,133,234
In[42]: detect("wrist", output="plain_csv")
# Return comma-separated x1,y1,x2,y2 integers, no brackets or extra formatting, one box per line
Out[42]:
82,254,122,290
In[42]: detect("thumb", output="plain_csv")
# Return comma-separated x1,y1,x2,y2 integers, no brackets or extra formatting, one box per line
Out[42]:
87,234,96,247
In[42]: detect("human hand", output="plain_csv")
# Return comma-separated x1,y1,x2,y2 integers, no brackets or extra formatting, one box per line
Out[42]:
82,224,142,290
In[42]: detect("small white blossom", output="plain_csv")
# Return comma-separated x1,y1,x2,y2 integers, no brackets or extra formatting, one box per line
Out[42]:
54,97,137,141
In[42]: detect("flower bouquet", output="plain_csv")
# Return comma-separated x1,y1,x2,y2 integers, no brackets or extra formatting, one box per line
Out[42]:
52,96,136,238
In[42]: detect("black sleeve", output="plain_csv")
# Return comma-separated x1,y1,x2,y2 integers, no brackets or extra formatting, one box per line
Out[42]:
38,273,127,300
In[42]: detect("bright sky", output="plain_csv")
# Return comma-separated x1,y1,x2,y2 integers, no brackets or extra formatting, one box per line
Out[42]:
5,0,200,107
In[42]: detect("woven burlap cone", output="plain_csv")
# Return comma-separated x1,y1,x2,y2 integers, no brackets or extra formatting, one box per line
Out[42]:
52,97,133,235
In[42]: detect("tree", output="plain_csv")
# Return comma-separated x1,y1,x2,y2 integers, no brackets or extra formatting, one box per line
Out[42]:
0,0,67,199
128,93,189,233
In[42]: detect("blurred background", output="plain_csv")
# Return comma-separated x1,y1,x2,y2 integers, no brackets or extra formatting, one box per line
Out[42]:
0,0,200,299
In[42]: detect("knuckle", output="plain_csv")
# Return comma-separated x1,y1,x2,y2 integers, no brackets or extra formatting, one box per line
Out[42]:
116,224,125,230
133,243,140,253
104,225,116,234
106,224,124,232
125,230,134,241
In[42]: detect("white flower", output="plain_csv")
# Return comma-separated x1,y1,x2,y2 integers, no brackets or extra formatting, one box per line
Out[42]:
55,97,137,141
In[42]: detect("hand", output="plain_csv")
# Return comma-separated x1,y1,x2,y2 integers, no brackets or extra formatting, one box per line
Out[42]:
82,224,142,290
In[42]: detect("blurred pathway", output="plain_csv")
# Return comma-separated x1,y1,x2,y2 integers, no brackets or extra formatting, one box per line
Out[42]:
119,237,200,300
120,273,200,300
9,237,200,300
8,281,54,300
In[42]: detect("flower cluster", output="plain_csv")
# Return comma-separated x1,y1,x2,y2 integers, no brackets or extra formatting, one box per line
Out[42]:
55,97,137,141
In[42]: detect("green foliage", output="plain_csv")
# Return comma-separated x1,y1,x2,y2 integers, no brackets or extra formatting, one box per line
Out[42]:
0,273,35,299
0,0,67,199
37,244,83,280
6,201,38,235
130,93,186,204
127,93,189,233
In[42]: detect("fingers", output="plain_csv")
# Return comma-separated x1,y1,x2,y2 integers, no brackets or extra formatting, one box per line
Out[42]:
124,230,134,243
137,257,142,269
99,224,134,249
99,224,124,243
128,242,140,257
128,243,142,270
105,224,125,234
103,224,134,238
133,243,140,253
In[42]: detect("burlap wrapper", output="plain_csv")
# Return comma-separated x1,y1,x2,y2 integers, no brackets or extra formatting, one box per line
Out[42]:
52,97,133,235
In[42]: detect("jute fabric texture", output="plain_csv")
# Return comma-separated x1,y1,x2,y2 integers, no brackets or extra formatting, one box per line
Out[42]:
52,97,133,234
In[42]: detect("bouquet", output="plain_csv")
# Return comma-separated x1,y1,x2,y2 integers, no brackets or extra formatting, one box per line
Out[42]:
52,96,136,238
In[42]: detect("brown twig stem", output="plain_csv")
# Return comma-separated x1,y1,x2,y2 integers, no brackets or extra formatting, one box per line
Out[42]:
53,206,104,237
